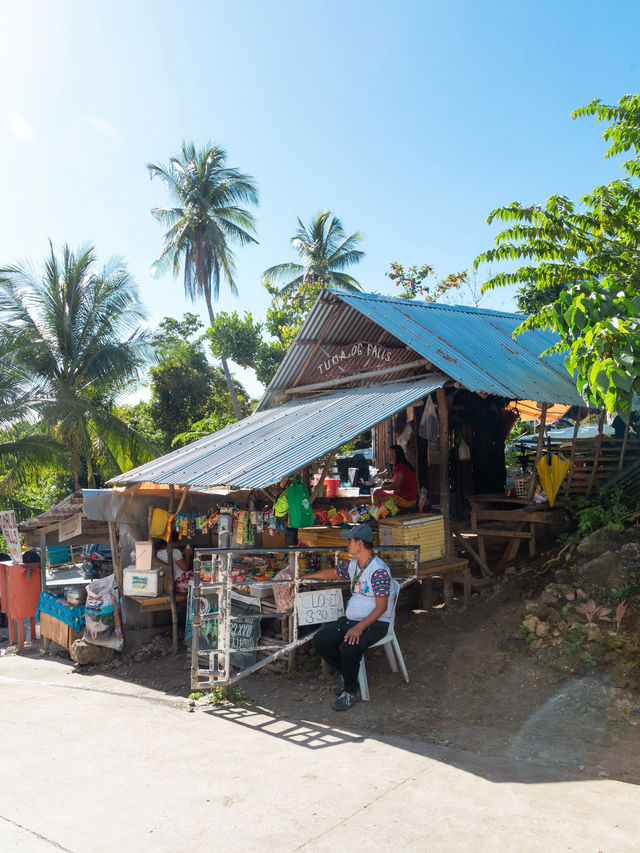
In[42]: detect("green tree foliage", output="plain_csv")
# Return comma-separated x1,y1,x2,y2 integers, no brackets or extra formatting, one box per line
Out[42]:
0,336,67,490
0,242,156,489
149,314,250,444
206,280,329,389
263,211,364,303
475,94,640,416
147,141,259,419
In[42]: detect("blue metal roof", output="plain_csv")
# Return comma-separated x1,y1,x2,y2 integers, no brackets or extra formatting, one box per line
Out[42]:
259,290,584,409
108,376,447,489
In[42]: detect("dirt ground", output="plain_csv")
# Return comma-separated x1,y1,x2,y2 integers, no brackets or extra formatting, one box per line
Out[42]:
6,547,640,785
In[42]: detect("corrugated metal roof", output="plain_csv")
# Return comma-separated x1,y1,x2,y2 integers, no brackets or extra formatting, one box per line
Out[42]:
108,376,446,490
259,290,584,410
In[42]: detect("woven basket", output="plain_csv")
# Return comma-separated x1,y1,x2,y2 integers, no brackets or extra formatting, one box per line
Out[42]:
514,476,533,499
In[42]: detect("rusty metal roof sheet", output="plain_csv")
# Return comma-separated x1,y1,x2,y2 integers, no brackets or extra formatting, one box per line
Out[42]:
259,290,584,410
108,376,446,490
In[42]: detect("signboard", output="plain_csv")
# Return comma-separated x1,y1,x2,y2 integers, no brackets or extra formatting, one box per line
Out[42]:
296,587,345,625
58,513,83,542
315,342,395,376
0,510,22,563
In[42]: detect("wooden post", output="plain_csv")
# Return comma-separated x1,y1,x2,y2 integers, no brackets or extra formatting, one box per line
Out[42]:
39,532,47,592
586,410,607,497
108,522,122,594
527,403,548,501
618,419,631,472
436,387,452,556
310,449,337,503
563,414,582,496
167,485,179,654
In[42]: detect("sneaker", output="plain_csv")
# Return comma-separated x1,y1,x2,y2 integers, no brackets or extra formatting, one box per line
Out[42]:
333,680,345,696
333,691,356,711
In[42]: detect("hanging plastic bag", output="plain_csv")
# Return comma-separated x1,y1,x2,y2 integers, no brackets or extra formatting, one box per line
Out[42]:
273,491,289,517
458,440,471,462
83,574,124,651
419,397,439,441
286,478,314,528
272,566,294,612
398,422,413,450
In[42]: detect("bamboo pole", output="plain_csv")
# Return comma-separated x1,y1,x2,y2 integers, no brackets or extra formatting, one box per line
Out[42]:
108,522,122,593
527,403,548,501
310,449,337,503
563,414,582,496
586,410,607,497
167,485,179,654
437,387,452,556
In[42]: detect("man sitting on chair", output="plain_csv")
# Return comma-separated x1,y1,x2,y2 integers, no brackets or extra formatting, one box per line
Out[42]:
306,524,393,711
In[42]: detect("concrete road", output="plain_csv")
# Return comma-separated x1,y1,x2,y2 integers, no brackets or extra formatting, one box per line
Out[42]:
1,655,638,852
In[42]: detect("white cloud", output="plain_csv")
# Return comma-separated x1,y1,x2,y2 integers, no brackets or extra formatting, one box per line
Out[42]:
84,116,120,145
6,111,35,142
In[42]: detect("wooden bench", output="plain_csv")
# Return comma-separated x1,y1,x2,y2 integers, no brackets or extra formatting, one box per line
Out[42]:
128,594,187,628
415,556,470,610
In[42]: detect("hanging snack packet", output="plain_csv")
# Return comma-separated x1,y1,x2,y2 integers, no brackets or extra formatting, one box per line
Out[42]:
376,502,389,519
328,508,342,527
384,498,400,516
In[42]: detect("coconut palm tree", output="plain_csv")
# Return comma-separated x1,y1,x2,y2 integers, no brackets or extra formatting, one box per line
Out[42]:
147,141,258,419
263,210,364,303
0,243,156,489
0,338,67,491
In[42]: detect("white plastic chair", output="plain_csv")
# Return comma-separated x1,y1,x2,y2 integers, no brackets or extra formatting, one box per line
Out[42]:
358,578,409,701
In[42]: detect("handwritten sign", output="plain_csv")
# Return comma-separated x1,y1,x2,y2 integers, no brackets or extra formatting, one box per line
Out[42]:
0,510,22,563
316,342,395,375
296,587,345,625
59,513,83,542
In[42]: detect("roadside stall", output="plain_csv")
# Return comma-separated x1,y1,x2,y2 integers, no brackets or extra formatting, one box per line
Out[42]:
17,491,111,651
93,288,638,687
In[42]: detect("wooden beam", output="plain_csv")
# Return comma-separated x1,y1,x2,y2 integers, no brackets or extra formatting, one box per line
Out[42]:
310,450,337,503
563,414,582,495
175,486,190,515
436,386,452,556
618,419,631,472
289,304,344,387
452,530,493,577
586,410,607,497
286,358,429,395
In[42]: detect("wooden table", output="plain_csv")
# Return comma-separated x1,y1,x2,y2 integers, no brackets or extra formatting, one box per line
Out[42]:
467,494,561,572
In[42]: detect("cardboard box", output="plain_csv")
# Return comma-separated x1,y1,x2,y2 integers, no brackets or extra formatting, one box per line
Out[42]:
123,567,163,597
135,540,153,572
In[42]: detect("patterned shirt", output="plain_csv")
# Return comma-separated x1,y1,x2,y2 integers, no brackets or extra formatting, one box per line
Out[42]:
336,554,393,622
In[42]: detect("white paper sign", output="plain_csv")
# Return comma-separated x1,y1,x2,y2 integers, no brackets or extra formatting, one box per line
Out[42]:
0,510,22,563
296,587,345,625
59,513,83,542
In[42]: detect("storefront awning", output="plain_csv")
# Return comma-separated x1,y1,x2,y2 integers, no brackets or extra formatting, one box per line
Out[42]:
108,376,447,491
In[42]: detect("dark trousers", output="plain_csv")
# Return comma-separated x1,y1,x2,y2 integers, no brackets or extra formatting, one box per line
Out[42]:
312,616,389,694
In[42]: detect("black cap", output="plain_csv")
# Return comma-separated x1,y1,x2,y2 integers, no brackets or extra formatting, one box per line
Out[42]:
340,524,375,544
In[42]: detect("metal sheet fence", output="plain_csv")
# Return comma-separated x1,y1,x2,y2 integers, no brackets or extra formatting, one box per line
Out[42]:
190,545,419,691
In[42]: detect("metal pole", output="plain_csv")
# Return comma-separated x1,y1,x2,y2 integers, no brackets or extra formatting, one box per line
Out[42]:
190,555,201,691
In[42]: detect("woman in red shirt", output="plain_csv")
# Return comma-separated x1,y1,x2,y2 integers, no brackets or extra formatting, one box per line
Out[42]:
373,444,418,511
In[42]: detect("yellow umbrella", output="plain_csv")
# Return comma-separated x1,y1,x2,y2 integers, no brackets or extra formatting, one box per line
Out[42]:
536,453,571,507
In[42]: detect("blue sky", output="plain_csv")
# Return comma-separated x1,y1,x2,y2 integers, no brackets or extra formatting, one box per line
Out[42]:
2,0,639,397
